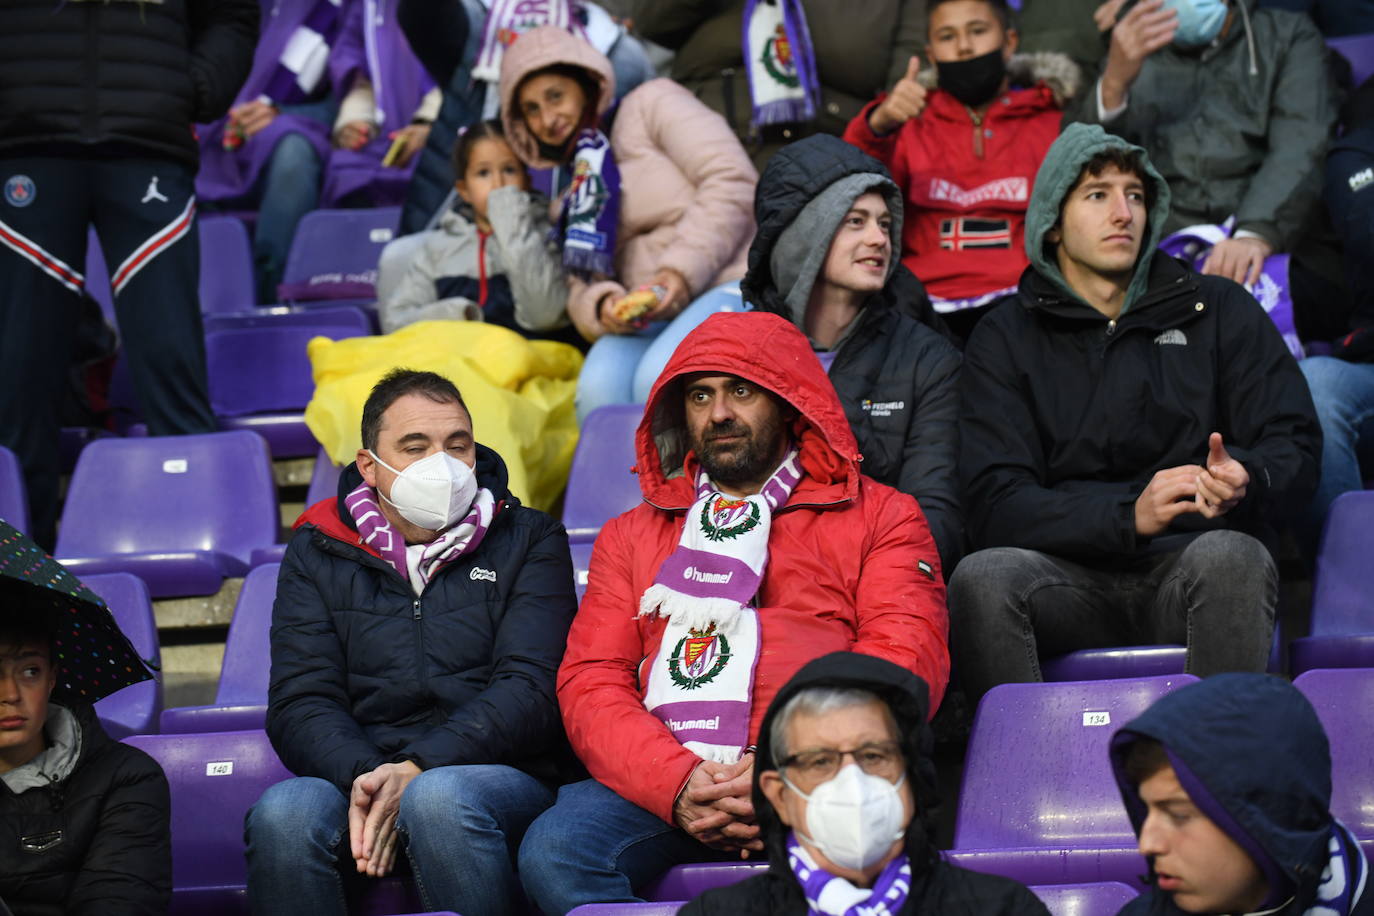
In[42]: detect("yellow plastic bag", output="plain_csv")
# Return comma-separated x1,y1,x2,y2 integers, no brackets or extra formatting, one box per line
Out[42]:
304,321,582,512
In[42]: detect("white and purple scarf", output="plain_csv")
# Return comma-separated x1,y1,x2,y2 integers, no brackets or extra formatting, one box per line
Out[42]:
473,0,575,82
639,450,802,762
261,0,346,106
741,0,820,127
558,126,621,275
787,833,912,916
1302,821,1368,916
344,480,497,595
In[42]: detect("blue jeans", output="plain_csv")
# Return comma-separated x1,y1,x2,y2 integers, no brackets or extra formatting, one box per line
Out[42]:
517,778,724,915
255,129,324,303
575,283,747,422
245,765,555,916
1298,356,1374,555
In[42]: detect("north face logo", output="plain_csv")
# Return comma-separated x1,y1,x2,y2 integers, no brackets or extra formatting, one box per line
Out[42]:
1154,329,1188,346
469,567,496,582
1350,167,1374,193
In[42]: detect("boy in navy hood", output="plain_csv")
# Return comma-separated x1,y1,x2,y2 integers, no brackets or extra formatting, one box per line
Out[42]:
1111,674,1370,915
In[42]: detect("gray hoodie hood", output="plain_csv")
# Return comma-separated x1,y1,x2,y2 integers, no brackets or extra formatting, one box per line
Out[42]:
1024,123,1172,316
1,703,82,794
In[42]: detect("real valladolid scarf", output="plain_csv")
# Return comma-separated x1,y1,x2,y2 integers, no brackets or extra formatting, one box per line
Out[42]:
558,126,621,275
741,0,820,127
639,449,803,762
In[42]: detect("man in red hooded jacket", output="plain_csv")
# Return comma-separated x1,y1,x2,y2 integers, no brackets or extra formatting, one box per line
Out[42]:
517,311,949,914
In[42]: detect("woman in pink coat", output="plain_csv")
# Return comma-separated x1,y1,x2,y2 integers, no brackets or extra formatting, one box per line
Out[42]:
499,26,758,420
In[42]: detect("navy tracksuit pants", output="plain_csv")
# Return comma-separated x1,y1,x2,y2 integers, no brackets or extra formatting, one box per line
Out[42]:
0,156,216,547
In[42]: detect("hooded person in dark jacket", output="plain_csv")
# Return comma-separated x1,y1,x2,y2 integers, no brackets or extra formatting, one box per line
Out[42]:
743,135,964,573
245,369,578,916
1110,674,1371,916
949,123,1320,701
0,615,171,916
681,652,1047,916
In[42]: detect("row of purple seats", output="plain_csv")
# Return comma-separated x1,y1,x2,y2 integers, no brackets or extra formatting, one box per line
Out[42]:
0,443,29,534
1291,491,1374,673
87,571,162,739
567,882,1139,916
55,430,280,599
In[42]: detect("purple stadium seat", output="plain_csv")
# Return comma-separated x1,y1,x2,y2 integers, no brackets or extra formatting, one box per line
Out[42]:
1293,668,1374,843
199,215,256,314
950,675,1198,888
123,730,421,915
1030,882,1139,916
54,431,279,598
1042,622,1284,681
1291,492,1374,673
570,906,683,915
1330,33,1374,90
0,443,29,534
563,405,644,542
87,572,162,739
277,207,400,305
641,863,768,901
307,447,345,508
571,539,594,603
207,307,371,458
159,563,278,734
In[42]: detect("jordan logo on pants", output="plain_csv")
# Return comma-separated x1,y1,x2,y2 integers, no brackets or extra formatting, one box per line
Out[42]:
142,177,168,204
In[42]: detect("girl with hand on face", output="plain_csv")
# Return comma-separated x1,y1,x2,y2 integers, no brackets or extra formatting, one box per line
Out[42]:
379,120,582,345
498,26,759,420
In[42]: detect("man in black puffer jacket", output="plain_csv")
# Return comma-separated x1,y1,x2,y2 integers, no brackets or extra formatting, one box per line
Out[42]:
0,0,257,549
742,134,964,574
246,369,577,916
1,616,171,916
681,652,1047,916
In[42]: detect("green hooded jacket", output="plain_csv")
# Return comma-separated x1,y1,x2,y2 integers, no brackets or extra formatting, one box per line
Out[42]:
1024,122,1172,317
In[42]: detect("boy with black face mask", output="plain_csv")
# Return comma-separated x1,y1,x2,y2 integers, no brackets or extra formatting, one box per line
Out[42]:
843,0,1081,337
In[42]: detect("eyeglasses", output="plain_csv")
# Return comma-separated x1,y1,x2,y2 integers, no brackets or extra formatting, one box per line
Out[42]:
779,740,905,784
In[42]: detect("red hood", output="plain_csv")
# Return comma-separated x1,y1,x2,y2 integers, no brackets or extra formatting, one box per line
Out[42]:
635,311,862,508
294,493,387,562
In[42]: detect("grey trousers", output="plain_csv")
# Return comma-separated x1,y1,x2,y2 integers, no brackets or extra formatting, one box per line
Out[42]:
948,530,1277,701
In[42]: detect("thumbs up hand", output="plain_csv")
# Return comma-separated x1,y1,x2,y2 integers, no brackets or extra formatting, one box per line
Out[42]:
869,56,928,135
1195,432,1249,519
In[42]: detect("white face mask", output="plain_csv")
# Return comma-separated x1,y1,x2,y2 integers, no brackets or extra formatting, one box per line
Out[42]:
368,449,477,532
783,763,908,872
1166,0,1228,48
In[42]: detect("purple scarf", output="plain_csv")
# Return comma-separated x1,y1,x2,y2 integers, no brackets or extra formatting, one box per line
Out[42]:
343,480,496,593
260,0,346,105
741,0,820,127
473,0,575,82
558,127,621,276
787,833,912,916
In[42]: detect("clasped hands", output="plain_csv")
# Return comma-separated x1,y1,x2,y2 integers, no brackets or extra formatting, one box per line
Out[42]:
348,760,421,877
1134,433,1249,537
673,753,764,859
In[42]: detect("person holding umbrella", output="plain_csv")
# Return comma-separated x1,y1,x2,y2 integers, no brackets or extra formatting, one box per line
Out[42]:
0,521,170,916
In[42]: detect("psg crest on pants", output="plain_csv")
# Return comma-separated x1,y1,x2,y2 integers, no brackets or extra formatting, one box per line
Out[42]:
668,625,732,689
4,175,35,208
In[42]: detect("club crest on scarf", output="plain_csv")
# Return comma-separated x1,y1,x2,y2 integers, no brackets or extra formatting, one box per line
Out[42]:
761,23,799,88
702,495,760,541
668,625,732,689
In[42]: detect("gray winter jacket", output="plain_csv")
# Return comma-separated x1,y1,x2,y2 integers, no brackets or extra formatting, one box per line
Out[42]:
1080,0,1339,249
378,185,570,335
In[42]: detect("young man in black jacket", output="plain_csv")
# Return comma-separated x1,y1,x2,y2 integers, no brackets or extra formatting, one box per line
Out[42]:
245,369,578,916
0,615,171,916
949,124,1320,701
0,0,258,549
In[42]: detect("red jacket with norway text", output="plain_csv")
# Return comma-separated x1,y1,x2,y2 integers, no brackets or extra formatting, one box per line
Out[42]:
557,311,949,824
842,54,1077,303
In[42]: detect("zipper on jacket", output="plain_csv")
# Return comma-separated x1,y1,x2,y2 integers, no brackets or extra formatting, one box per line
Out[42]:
969,110,985,159
1106,318,1118,338
412,599,422,620
412,598,426,694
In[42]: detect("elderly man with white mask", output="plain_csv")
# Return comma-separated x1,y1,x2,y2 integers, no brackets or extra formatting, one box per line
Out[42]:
681,652,1049,916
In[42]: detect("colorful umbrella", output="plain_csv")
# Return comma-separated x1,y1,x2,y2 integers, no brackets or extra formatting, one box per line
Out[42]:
0,521,154,703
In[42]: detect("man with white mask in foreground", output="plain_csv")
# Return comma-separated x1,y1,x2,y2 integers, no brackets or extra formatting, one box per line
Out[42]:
681,652,1048,915
245,368,578,916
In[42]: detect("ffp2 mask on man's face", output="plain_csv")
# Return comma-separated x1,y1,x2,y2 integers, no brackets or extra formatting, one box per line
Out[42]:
368,449,477,532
